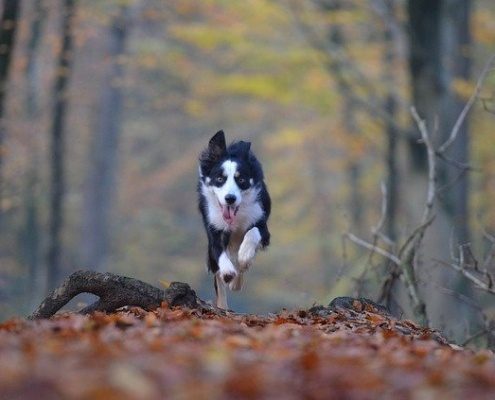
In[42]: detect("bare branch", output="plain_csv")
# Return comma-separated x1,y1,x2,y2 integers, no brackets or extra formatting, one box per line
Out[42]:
438,53,495,154
437,260,495,296
462,329,489,347
478,219,495,244
344,232,401,265
482,243,495,272
436,168,470,195
371,182,394,247
436,152,479,172
481,97,495,115
397,216,435,258
410,107,436,225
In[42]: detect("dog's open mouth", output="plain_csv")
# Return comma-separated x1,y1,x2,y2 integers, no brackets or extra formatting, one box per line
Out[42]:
220,203,239,224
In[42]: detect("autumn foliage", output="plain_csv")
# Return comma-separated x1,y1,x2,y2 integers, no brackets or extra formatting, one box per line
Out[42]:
2,302,495,399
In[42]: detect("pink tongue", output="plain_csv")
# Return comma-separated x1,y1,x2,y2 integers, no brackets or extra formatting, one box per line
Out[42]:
222,206,233,221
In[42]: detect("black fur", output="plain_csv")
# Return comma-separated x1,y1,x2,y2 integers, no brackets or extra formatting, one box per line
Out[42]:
198,130,271,277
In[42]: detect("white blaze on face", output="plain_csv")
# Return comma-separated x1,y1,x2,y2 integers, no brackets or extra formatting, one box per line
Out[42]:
212,160,242,207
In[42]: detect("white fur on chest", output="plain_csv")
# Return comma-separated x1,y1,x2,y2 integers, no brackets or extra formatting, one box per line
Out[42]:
201,182,263,233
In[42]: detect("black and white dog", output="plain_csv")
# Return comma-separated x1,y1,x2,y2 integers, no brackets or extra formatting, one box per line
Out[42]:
198,130,271,309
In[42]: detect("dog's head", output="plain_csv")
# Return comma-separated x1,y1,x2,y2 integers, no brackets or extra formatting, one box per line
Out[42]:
199,130,262,225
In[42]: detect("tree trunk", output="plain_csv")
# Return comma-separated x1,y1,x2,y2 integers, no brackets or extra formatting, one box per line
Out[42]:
47,0,75,291
406,0,474,337
439,0,471,245
407,0,471,235
21,0,46,309
81,7,129,271
0,0,21,227
382,0,400,242
321,0,364,233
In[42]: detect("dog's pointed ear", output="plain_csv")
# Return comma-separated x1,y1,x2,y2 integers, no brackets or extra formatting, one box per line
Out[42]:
208,130,227,158
238,141,251,158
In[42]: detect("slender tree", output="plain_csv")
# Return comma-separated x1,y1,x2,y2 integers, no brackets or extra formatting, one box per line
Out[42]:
21,0,46,306
407,0,471,243
317,0,364,232
441,0,471,245
0,0,21,226
81,7,130,271
47,0,76,290
407,0,473,336
380,0,400,242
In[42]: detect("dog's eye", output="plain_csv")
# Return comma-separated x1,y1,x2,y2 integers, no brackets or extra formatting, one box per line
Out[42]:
238,178,245,184
216,176,224,183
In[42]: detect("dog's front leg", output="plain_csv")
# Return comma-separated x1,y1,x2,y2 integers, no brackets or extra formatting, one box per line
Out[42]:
215,273,229,309
238,227,262,271
215,252,237,309
208,230,237,286
218,251,237,284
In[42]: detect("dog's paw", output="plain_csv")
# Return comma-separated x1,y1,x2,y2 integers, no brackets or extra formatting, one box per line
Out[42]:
219,252,238,284
229,273,244,291
238,227,261,269
222,274,236,285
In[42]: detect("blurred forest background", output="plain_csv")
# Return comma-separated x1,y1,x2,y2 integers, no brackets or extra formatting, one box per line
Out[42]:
1,0,495,344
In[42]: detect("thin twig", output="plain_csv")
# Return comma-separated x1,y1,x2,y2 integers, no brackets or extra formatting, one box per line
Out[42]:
436,259,495,295
436,152,479,172
438,53,495,154
436,168,470,195
481,97,495,114
462,329,489,347
476,217,495,271
482,242,495,272
411,107,436,225
397,215,435,259
345,232,401,265
371,181,394,247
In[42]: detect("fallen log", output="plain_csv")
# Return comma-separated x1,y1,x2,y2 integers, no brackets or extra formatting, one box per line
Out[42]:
29,270,204,319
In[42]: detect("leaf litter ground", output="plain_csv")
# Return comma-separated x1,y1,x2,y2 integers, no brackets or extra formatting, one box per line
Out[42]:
1,302,495,399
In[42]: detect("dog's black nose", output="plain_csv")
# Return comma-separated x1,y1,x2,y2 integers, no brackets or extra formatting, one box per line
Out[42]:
225,194,236,205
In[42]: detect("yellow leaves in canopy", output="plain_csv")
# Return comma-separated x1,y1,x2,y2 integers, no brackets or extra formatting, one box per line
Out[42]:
452,78,475,101
319,7,368,26
472,10,495,44
212,68,336,109
205,0,291,32
265,128,305,150
185,99,206,117
170,24,246,51
347,136,367,160
218,73,295,103
347,44,383,78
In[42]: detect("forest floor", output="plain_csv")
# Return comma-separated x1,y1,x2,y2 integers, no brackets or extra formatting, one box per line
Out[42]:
1,300,495,399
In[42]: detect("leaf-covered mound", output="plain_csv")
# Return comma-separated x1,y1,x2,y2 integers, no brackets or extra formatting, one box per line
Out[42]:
1,303,495,399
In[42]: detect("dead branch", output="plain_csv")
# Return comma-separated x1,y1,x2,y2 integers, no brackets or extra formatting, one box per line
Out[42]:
29,270,214,319
397,216,435,259
354,184,395,297
345,233,400,265
462,329,489,347
371,182,394,247
481,97,495,114
437,260,495,296
342,53,495,335
411,107,436,225
438,53,495,154
345,107,438,327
